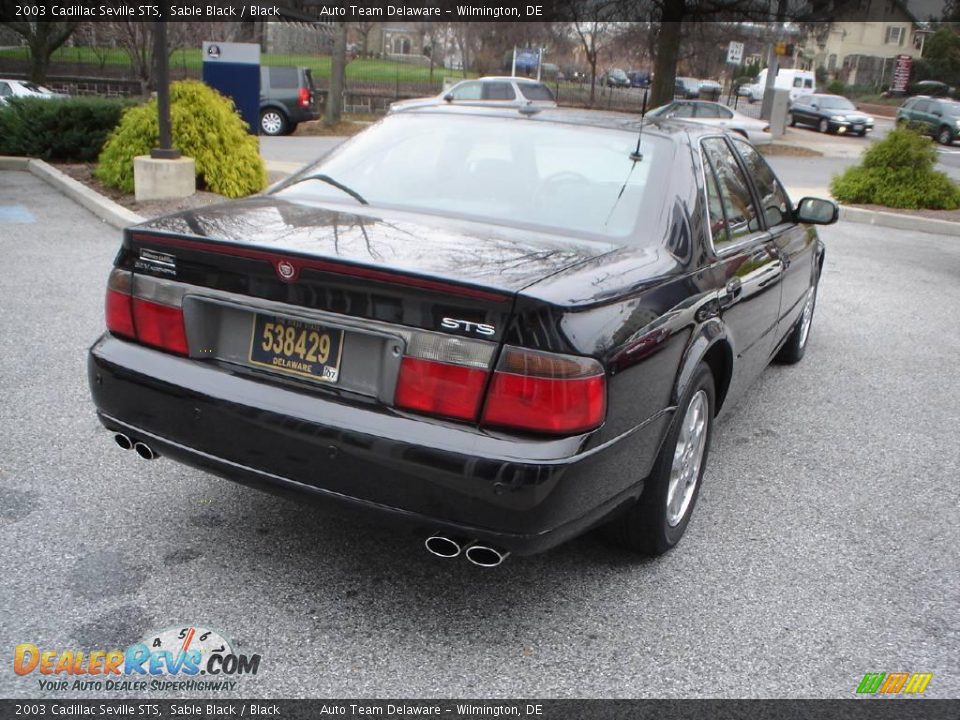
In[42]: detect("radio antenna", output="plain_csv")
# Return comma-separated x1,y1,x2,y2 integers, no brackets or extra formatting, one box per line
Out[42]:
630,88,648,162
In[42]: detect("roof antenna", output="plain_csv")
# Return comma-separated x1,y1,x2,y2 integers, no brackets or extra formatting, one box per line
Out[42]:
630,88,648,162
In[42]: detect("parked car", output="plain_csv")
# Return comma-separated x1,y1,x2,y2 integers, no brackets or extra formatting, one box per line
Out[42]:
389,77,556,113
675,76,701,99
0,78,65,103
601,68,631,88
788,93,875,136
88,105,836,565
259,66,316,136
907,80,954,98
648,100,771,144
628,70,652,88
741,69,816,103
896,96,960,145
698,79,723,99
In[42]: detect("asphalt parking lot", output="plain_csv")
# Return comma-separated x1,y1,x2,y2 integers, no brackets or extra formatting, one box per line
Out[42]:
1,169,958,699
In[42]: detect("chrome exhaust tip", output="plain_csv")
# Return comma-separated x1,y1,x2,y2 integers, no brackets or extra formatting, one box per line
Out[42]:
133,442,157,460
114,433,133,450
425,535,465,559
464,544,510,568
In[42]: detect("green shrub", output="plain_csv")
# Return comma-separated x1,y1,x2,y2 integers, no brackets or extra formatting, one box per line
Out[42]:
827,80,845,95
0,96,133,161
830,127,960,210
96,80,266,198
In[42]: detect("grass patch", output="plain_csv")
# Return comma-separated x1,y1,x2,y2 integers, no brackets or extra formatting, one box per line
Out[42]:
0,46,477,85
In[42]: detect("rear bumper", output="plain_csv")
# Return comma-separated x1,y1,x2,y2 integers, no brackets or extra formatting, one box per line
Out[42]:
88,335,670,555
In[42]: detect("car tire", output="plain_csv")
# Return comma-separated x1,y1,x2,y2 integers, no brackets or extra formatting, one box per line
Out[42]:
601,362,715,556
788,112,796,127
937,126,954,145
260,109,287,136
818,118,830,133
776,275,819,364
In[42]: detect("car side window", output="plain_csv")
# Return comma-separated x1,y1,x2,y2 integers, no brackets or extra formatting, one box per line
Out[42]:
483,82,516,101
701,137,761,246
732,138,792,227
268,67,299,89
671,103,695,118
0,82,10,97
519,84,554,101
450,82,482,101
694,103,721,118
913,100,930,113
702,155,730,246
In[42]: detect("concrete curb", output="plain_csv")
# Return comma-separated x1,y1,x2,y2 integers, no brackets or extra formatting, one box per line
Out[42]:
839,205,960,237
25,159,144,229
0,156,30,171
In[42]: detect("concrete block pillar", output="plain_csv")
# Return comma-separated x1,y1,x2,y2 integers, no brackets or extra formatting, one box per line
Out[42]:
133,156,196,202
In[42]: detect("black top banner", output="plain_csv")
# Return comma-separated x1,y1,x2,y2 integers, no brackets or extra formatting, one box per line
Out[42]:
0,0,954,24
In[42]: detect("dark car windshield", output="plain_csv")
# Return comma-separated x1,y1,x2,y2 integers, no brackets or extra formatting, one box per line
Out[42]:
818,96,856,111
276,113,670,241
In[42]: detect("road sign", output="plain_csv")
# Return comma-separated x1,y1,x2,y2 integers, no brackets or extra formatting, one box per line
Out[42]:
727,41,744,65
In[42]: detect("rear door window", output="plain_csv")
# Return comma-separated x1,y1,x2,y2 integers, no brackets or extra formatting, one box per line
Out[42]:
694,103,722,118
671,103,695,118
482,82,516,101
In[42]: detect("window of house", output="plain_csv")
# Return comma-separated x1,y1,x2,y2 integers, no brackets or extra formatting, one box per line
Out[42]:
885,26,905,45
827,54,837,71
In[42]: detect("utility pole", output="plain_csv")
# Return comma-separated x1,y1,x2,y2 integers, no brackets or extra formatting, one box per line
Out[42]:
151,2,180,160
326,22,347,125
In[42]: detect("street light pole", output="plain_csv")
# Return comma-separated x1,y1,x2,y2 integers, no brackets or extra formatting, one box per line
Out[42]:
151,3,180,160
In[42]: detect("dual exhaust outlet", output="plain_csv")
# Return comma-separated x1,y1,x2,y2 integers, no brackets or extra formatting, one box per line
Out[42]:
113,433,158,460
115,433,504,565
425,534,510,568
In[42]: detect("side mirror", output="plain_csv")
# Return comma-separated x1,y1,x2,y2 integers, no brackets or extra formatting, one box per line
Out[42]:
443,93,454,103
796,197,839,225
811,104,819,110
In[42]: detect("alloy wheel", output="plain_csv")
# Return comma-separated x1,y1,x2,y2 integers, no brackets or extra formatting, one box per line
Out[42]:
665,390,709,527
938,127,953,145
798,285,817,349
261,111,284,135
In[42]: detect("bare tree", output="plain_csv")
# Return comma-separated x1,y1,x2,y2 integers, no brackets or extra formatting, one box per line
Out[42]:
1,19,79,83
351,20,378,57
563,0,622,104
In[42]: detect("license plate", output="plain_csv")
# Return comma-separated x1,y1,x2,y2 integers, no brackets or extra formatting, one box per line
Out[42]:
853,124,863,131
248,314,344,383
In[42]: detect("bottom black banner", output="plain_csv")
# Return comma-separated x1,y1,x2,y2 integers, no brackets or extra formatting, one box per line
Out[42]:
1,700,959,720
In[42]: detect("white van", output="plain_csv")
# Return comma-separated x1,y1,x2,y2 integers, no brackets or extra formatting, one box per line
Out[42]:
740,68,815,103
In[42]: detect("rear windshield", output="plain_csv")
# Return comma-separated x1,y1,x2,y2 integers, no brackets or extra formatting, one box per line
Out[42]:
276,113,669,241
519,83,555,101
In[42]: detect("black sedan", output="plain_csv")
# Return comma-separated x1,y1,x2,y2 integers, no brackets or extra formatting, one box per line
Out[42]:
788,93,875,135
88,106,837,566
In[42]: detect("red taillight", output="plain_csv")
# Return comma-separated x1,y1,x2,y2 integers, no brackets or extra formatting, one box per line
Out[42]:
298,87,311,108
105,288,135,339
481,347,606,434
132,298,188,355
394,357,488,420
104,269,189,356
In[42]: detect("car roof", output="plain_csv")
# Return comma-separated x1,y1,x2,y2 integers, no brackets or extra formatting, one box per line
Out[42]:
393,103,711,142
474,76,548,85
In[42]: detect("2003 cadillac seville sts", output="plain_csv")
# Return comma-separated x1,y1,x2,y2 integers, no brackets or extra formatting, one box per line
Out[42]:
88,105,838,567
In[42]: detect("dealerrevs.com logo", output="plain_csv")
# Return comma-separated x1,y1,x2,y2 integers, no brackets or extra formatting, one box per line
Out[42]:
14,626,261,692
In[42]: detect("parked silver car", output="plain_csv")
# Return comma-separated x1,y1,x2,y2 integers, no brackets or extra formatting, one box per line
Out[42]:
648,100,772,144
389,77,557,114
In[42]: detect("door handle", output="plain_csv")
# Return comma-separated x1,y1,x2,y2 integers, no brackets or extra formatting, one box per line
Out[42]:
718,278,742,308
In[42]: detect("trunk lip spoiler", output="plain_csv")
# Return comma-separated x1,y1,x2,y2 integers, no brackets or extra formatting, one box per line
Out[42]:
128,231,512,304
